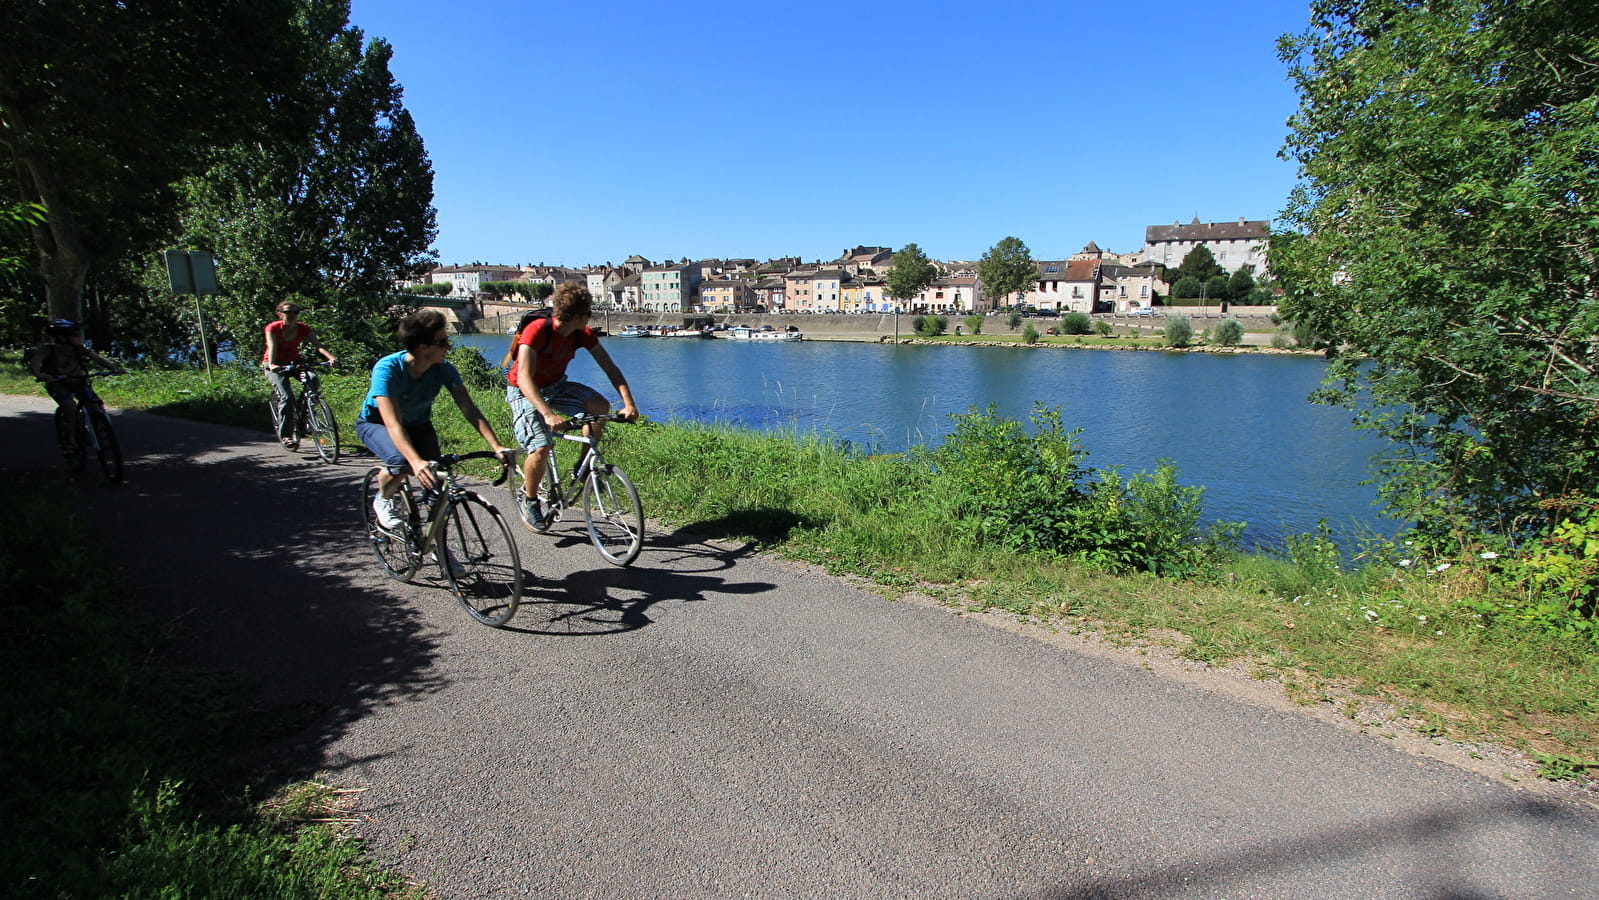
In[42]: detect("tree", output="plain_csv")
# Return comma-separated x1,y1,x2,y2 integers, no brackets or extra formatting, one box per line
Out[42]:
178,1,437,363
1212,317,1245,347
964,314,984,335
0,1,303,321
1226,265,1256,301
1277,0,1599,543
1163,315,1193,348
1174,245,1224,286
885,243,938,311
977,236,1034,310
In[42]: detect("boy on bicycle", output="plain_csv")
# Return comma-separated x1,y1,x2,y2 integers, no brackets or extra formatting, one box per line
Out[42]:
263,299,337,450
506,283,638,528
358,309,515,531
27,318,125,451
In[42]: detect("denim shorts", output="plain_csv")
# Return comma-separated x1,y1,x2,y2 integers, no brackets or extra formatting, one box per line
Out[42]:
506,378,603,451
356,418,441,474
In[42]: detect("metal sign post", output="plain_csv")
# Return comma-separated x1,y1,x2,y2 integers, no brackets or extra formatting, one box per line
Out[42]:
163,250,219,382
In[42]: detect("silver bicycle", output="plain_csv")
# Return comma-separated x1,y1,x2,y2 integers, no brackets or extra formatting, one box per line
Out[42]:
361,451,524,627
510,412,644,567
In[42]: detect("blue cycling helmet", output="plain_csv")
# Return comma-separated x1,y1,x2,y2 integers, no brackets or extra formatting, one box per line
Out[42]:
45,318,81,335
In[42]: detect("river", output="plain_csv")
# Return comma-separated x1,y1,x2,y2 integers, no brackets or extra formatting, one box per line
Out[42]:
458,333,1392,550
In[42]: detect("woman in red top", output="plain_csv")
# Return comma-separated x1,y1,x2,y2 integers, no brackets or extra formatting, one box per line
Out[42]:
505,283,638,528
263,299,337,449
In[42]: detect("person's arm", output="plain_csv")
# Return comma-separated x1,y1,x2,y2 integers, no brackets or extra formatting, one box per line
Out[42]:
263,323,284,370
448,382,514,462
81,347,124,374
309,328,337,365
374,395,439,489
26,345,47,379
587,343,638,421
515,342,566,429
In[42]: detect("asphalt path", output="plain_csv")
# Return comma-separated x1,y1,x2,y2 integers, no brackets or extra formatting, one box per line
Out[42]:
3,392,1596,899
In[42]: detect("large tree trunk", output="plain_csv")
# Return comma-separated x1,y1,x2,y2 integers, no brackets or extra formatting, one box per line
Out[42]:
6,103,88,322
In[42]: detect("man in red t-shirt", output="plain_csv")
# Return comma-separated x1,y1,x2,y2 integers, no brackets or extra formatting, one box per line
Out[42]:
506,283,638,528
263,299,337,449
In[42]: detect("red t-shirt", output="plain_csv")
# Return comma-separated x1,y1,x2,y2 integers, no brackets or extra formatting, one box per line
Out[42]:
262,320,312,365
508,317,598,389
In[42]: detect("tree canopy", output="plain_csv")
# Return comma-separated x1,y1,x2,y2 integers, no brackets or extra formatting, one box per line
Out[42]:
1276,0,1599,543
178,2,436,364
976,236,1034,308
0,0,304,321
886,244,938,309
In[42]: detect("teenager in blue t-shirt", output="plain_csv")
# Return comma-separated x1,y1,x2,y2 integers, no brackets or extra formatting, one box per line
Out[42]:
358,309,514,530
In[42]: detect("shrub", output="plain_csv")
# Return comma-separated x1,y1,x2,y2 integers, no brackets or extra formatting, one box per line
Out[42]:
1093,320,1113,337
1212,317,1244,347
1060,311,1092,334
447,344,501,391
1164,315,1193,348
1007,313,1022,332
964,315,983,335
913,315,947,337
1022,323,1039,344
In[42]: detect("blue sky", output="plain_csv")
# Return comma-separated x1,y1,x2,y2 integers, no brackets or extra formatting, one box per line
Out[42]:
347,0,1311,268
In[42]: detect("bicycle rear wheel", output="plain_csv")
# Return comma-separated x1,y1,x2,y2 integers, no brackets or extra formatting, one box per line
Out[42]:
438,494,523,626
583,463,644,566
90,410,124,484
362,467,421,582
306,395,341,463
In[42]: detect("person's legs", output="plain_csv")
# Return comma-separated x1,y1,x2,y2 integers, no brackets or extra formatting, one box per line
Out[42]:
508,383,554,500
44,382,78,449
265,368,295,442
543,380,606,472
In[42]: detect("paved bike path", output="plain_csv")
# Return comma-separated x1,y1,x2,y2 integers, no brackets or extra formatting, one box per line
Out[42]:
2,393,1596,899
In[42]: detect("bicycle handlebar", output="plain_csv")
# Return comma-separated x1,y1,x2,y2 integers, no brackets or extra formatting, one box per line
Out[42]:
431,450,515,486
45,371,123,380
556,412,633,430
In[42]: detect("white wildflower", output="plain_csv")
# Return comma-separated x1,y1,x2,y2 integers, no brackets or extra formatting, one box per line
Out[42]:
1480,551,1500,560
1435,562,1452,572
1399,559,1413,568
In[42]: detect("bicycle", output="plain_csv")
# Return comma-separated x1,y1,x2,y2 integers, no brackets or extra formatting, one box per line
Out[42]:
51,371,124,485
510,412,644,567
268,360,340,462
361,451,524,627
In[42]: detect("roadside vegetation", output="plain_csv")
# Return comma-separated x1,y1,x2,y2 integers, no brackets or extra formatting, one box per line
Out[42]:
5,354,1594,786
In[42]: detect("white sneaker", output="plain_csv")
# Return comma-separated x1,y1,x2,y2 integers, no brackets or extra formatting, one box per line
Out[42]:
430,550,467,578
372,494,407,531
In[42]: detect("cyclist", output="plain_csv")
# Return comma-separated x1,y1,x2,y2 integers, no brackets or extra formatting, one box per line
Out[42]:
263,299,337,449
359,309,515,531
26,318,125,452
506,282,638,528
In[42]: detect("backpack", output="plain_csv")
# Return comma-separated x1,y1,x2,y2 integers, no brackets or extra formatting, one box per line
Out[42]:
514,308,555,352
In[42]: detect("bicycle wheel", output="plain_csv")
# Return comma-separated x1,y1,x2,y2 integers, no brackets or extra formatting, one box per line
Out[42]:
438,494,523,626
362,467,421,582
583,463,644,566
90,410,124,484
60,410,87,472
306,395,341,463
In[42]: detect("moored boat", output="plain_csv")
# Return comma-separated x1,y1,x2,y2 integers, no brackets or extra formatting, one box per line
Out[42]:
726,325,802,342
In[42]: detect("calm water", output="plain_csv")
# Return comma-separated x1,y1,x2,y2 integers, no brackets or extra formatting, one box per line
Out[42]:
461,334,1391,549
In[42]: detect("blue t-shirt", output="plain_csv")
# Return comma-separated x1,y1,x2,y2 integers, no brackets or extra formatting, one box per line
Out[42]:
360,351,462,425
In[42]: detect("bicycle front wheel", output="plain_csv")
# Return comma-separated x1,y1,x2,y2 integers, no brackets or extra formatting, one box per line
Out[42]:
438,494,523,626
584,463,644,566
362,467,421,582
306,395,341,463
90,410,124,484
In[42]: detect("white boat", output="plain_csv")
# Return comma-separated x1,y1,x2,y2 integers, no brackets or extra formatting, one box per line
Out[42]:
661,326,713,338
726,325,802,342
616,325,651,337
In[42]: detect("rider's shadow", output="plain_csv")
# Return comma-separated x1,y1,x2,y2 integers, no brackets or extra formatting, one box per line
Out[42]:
508,562,775,636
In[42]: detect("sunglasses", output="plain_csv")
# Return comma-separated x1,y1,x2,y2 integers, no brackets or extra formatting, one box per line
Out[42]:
425,338,451,348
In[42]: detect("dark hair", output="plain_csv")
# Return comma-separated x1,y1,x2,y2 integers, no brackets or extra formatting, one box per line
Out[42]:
398,309,447,350
551,282,592,320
